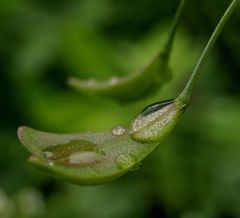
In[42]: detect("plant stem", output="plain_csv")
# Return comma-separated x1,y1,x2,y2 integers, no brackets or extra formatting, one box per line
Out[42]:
179,0,239,104
163,0,188,59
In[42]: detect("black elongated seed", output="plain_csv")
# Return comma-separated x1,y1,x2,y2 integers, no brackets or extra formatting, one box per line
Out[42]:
141,99,175,116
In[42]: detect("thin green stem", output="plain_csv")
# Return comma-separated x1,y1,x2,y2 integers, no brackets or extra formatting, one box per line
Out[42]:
179,0,239,104
163,0,188,59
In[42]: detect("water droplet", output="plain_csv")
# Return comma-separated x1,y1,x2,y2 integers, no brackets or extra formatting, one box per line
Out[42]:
141,99,174,116
130,103,173,133
41,140,96,162
111,126,126,136
129,99,180,143
108,76,119,85
116,154,136,169
69,151,99,165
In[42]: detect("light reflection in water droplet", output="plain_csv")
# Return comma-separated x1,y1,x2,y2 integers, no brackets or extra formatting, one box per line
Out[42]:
116,154,136,169
131,104,173,133
69,151,99,165
111,126,126,136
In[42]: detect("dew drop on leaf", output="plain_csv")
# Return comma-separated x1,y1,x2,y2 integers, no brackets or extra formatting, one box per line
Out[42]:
111,126,126,136
116,154,136,169
69,151,100,165
130,99,175,133
141,99,174,116
129,99,185,143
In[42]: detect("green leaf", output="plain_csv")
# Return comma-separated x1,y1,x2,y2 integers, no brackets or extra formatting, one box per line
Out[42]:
68,53,172,102
129,99,186,143
17,0,239,186
17,126,157,185
67,0,190,102
17,99,185,185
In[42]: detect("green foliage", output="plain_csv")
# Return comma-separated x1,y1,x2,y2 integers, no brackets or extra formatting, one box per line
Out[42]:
17,98,185,185
1,0,240,217
67,0,188,102
68,53,172,102
17,126,154,185
17,0,239,187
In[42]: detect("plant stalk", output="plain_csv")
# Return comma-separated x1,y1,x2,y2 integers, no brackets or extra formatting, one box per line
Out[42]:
179,0,239,104
163,0,188,59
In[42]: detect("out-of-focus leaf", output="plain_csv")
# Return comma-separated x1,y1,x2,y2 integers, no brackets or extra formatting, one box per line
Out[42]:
68,52,172,102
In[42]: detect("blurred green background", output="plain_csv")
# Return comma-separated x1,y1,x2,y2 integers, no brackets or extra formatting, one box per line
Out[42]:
0,0,240,217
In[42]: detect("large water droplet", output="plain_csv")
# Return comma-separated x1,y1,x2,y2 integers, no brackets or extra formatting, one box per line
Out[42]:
141,99,174,116
130,104,173,133
69,151,99,165
129,99,181,143
111,126,126,136
41,140,96,162
116,154,136,169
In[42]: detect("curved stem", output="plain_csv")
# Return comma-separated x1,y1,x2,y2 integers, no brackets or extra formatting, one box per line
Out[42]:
163,0,188,59
179,0,239,104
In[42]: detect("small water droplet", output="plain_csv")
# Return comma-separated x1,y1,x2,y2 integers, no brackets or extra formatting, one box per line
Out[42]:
108,76,119,85
116,154,136,169
111,126,126,136
69,151,99,165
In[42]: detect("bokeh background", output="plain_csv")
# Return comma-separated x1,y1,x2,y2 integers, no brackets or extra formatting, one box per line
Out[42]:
0,0,240,217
